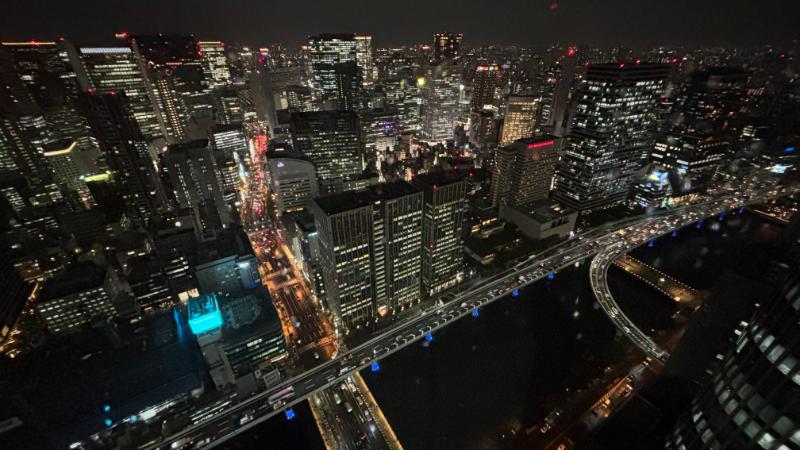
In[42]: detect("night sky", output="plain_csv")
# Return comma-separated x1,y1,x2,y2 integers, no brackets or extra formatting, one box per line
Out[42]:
2,0,798,48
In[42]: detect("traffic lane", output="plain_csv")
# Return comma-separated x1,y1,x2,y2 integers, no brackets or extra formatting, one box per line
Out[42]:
157,187,788,447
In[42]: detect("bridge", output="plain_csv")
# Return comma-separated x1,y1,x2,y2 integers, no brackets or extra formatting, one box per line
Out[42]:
613,255,701,309
79,182,795,449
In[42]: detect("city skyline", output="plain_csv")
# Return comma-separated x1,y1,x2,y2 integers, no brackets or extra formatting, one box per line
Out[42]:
1,6,799,450
2,0,800,48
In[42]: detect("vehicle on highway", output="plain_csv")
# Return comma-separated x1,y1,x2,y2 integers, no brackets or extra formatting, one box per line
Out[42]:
344,402,353,413
268,386,295,408
334,393,342,404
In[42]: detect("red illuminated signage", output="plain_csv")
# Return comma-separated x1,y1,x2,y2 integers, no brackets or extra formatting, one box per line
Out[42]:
527,140,554,150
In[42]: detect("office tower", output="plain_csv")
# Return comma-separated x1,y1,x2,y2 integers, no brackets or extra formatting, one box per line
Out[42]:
41,140,95,202
672,68,749,133
432,32,463,62
630,165,674,209
209,123,247,159
198,41,230,89
412,172,468,297
276,85,314,113
80,91,167,222
354,35,374,87
0,40,79,110
211,86,244,125
131,34,208,143
35,262,133,336
290,110,362,188
500,95,539,146
552,63,670,211
421,64,462,142
126,254,171,311
311,181,422,329
360,107,399,152
544,48,579,137
333,61,363,110
491,136,562,207
150,212,199,301
284,212,326,303
471,65,499,111
469,109,497,148
0,44,36,116
75,45,163,141
267,153,319,215
163,139,232,229
307,34,359,109
650,132,730,193
666,270,800,450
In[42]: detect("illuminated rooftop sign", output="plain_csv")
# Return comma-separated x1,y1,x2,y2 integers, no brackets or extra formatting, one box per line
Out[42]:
187,293,223,335
527,140,554,150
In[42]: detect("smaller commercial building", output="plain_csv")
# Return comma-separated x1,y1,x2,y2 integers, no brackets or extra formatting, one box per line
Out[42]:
499,201,577,242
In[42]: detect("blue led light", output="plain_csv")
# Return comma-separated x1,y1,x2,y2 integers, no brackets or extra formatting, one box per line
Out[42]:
371,361,381,373
103,404,111,413
285,408,295,420
696,221,703,229
672,230,678,237
512,289,519,297
739,207,745,214
104,418,113,427
786,146,795,153
648,240,655,248
547,272,555,279
425,332,433,342
719,212,725,221
129,415,137,423
472,308,480,318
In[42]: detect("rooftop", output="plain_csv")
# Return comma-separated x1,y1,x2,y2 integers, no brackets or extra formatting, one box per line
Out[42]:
314,180,420,215
39,262,107,302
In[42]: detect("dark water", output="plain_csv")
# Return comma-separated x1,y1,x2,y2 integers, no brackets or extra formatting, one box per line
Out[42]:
238,212,783,450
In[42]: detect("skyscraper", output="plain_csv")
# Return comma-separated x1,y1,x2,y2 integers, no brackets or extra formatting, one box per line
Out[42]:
491,136,562,207
666,269,800,450
267,152,319,215
471,65,499,111
421,64,462,142
290,110,362,189
307,34,359,109
354,35,374,87
499,95,539,146
198,41,230,90
75,45,163,141
553,63,670,211
432,32,463,62
163,139,232,229
311,181,423,329
412,172,468,297
80,91,167,222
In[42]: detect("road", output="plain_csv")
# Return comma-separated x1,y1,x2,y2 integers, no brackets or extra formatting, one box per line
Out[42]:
309,374,401,450
141,181,795,449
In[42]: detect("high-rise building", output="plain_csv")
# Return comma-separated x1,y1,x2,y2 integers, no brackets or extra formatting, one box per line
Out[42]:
130,34,208,143
552,63,670,211
311,181,423,329
412,172,468,297
290,110,362,187
491,136,562,207
421,64,462,142
41,139,98,202
198,41,230,89
471,65,499,111
650,132,730,193
80,91,167,222
163,139,232,228
0,40,79,110
666,269,800,450
354,35,374,87
500,95,539,146
267,152,318,215
432,32,463,62
307,34,359,109
35,262,133,336
75,45,163,141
